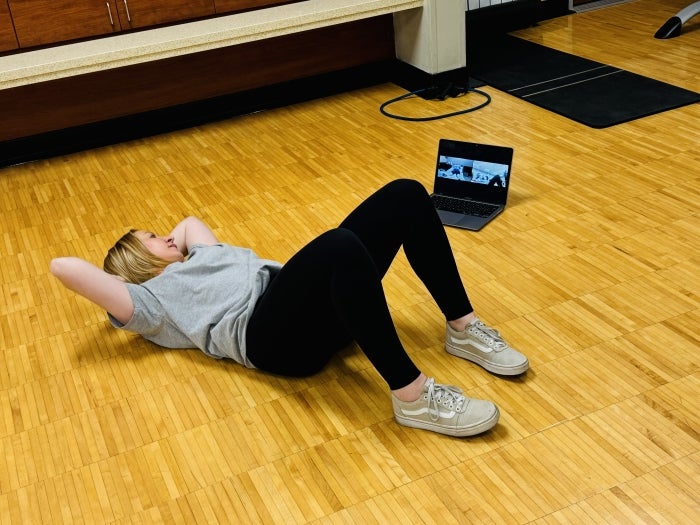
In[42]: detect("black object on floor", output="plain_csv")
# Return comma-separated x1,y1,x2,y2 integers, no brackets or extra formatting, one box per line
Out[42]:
470,34,700,128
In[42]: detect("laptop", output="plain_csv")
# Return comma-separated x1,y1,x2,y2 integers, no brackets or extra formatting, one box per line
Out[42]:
430,138,514,231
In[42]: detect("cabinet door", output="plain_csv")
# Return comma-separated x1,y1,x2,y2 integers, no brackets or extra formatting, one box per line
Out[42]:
0,1,18,51
9,0,121,48
115,0,215,30
214,0,302,15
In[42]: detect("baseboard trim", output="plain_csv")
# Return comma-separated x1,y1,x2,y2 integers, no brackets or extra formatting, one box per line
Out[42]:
0,61,394,169
389,61,487,98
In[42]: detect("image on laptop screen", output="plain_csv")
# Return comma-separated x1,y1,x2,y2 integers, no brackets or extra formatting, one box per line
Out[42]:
437,156,510,188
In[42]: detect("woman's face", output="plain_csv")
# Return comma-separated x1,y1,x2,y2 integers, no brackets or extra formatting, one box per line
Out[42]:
136,231,185,262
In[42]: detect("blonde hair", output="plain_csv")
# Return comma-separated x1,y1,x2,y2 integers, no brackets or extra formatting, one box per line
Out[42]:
103,230,172,284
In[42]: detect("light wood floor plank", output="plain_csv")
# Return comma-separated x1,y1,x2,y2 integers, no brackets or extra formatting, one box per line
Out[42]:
1,0,699,522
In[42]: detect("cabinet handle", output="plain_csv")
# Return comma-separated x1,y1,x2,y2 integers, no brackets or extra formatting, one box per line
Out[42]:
123,0,132,23
106,2,114,25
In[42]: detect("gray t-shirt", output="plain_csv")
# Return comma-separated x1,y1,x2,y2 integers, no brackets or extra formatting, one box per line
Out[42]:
109,243,282,367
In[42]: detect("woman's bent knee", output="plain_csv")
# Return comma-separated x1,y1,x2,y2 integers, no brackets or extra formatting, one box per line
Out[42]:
387,178,426,193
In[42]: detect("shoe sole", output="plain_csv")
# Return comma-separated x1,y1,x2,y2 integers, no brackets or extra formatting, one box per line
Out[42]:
446,343,530,376
394,405,500,437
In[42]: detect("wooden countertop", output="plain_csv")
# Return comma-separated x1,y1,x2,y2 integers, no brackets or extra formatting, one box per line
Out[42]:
0,0,422,90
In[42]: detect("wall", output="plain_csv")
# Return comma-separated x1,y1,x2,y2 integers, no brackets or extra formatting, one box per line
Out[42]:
394,0,561,75
466,0,519,10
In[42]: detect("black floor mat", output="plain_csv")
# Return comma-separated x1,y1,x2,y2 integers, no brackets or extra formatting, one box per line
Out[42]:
470,34,700,128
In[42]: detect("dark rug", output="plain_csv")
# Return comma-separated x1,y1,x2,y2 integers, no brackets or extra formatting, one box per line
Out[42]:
470,34,700,128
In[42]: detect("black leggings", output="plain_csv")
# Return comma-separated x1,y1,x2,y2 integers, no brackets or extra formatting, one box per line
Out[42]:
245,179,474,390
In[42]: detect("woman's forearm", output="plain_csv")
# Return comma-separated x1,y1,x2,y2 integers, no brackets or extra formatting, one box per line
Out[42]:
50,257,135,323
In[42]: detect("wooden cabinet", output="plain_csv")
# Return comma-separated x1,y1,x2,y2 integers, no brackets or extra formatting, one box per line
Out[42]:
0,1,18,52
114,0,214,30
4,0,303,51
9,0,122,48
8,0,216,49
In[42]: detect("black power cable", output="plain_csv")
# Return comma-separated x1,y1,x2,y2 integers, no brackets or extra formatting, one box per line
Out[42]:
380,85,492,122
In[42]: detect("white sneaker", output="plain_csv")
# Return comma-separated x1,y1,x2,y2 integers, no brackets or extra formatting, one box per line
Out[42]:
446,318,529,375
392,378,499,437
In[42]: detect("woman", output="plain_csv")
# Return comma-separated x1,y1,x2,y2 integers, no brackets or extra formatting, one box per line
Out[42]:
51,179,528,437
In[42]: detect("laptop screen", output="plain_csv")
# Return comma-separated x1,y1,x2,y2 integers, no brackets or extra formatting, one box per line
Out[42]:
433,139,513,204
437,157,510,188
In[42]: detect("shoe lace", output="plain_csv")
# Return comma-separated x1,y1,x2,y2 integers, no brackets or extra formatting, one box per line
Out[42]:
471,320,508,351
425,379,467,421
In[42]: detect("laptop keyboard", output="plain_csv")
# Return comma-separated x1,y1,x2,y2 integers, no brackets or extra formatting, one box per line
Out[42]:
431,195,499,217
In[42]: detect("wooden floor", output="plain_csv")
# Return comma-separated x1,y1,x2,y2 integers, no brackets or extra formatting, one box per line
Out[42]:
1,0,698,523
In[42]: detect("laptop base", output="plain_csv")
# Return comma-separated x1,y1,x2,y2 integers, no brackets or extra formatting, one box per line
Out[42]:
437,208,504,231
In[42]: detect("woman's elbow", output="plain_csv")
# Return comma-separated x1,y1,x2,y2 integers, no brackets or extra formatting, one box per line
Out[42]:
49,257,67,278
49,257,81,286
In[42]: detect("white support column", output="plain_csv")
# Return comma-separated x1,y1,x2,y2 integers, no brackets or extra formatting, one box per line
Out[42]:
393,0,466,75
